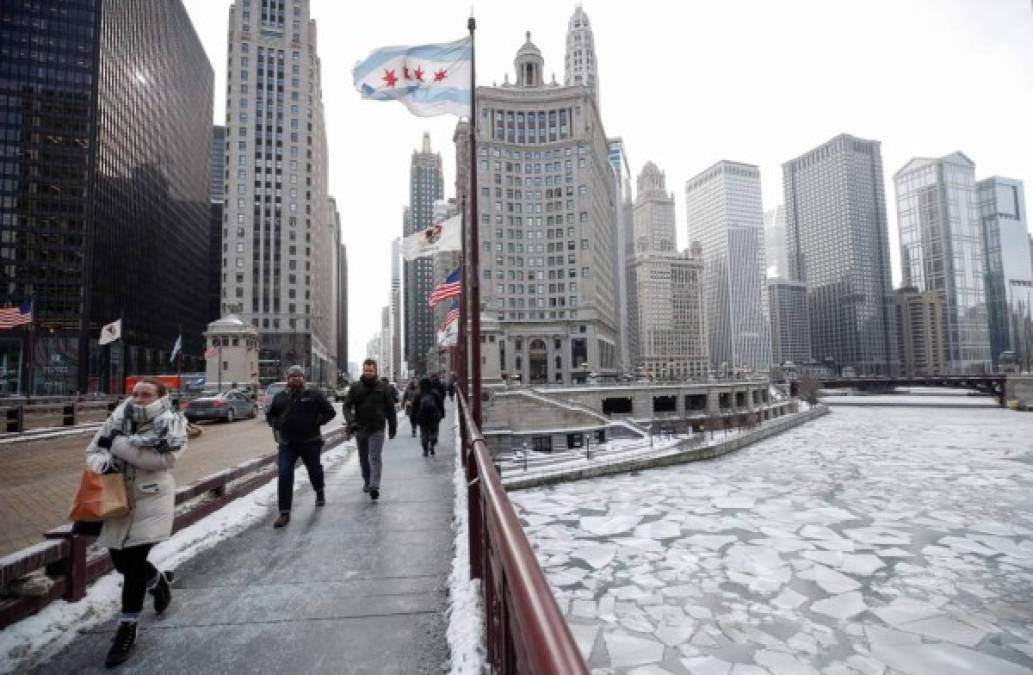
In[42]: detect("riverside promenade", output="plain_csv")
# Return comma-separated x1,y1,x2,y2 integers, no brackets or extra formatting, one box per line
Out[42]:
31,407,456,675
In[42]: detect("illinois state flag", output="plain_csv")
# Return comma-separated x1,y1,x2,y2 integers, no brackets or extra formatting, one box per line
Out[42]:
353,37,471,117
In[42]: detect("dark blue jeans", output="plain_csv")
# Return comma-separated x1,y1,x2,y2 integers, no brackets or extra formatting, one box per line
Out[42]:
277,441,324,513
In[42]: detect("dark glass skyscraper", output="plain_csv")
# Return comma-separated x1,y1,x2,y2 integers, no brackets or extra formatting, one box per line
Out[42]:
783,134,899,376
209,125,226,324
0,1,213,394
405,133,443,376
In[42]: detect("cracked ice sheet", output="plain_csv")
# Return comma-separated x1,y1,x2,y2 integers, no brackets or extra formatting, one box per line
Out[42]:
511,404,1033,674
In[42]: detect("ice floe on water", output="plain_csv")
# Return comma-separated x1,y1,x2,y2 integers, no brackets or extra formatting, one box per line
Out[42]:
509,404,1033,673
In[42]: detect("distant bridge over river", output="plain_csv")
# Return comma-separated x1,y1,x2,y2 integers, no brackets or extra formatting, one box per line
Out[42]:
792,375,1008,405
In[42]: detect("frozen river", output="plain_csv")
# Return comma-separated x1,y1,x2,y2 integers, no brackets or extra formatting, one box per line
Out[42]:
511,402,1033,675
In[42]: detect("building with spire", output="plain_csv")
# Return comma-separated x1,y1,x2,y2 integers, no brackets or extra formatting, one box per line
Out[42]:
404,133,443,376
629,163,708,379
459,30,619,384
565,5,598,102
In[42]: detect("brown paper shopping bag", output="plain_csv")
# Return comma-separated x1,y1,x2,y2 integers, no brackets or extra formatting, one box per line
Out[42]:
68,470,129,522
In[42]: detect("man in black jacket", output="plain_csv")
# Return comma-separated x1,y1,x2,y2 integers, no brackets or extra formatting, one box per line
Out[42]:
343,359,397,501
266,365,337,527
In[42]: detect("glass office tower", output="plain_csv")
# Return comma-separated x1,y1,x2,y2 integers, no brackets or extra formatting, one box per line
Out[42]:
0,1,213,394
895,153,991,374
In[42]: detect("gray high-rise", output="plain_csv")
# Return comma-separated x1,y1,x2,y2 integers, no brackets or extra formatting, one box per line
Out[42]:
977,176,1032,367
222,0,336,385
404,133,443,376
895,152,990,374
685,161,771,374
784,134,898,376
768,280,811,367
608,137,633,372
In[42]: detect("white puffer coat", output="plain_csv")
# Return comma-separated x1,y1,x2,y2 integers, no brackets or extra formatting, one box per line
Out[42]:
85,397,188,550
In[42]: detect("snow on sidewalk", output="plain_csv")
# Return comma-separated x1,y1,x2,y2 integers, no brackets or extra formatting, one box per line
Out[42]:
0,441,354,675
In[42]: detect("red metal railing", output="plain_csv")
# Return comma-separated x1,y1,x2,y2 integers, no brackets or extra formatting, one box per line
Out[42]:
457,392,588,674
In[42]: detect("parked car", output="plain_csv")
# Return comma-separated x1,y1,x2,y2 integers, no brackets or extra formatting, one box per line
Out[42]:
184,390,258,423
260,382,287,414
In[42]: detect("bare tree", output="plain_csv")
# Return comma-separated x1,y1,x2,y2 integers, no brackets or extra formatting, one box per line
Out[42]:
797,375,820,405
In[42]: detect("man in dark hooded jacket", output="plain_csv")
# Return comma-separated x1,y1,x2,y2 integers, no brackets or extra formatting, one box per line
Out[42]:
343,359,397,501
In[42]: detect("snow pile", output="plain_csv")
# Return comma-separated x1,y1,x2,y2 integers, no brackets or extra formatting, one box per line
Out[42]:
446,412,486,674
0,440,354,675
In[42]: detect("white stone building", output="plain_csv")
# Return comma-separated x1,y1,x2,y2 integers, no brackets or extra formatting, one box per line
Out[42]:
685,161,771,374
464,27,620,385
204,315,260,391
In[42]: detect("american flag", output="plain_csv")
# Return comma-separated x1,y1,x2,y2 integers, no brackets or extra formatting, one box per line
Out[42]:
204,346,218,359
0,302,33,330
439,302,459,332
428,267,461,307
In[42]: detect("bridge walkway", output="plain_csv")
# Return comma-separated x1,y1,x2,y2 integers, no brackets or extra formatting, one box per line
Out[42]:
33,404,456,675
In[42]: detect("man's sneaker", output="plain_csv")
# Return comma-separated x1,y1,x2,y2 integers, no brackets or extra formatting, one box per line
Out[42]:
273,512,290,528
370,487,379,501
149,571,173,614
105,620,137,668
315,490,326,507
362,483,370,493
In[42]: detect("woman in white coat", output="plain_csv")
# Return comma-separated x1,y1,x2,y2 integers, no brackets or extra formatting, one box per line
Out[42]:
84,377,188,667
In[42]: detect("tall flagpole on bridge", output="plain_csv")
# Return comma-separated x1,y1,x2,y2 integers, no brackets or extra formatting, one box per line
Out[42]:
467,15,483,427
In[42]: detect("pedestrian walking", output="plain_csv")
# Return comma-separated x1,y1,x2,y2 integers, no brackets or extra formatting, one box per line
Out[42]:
430,373,446,402
413,376,445,457
265,365,337,528
380,376,400,408
84,377,189,668
446,373,456,402
401,379,418,437
343,359,397,500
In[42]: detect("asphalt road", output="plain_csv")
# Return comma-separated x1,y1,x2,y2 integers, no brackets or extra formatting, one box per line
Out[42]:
0,404,347,557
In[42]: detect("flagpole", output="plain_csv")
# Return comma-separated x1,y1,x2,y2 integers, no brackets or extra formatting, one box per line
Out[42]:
26,301,35,400
467,15,482,427
458,196,468,401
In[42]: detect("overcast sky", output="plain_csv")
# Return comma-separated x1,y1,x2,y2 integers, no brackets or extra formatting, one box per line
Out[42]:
182,0,1033,366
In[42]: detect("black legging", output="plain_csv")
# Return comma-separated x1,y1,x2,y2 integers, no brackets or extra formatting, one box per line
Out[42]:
109,544,157,614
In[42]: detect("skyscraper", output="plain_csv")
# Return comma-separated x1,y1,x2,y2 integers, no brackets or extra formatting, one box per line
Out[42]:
405,133,443,376
633,163,677,253
210,126,227,324
607,138,633,372
471,32,619,384
222,0,336,385
768,280,811,366
627,162,706,379
469,31,619,384
895,152,990,374
895,287,946,377
977,176,1032,366
783,134,898,376
564,5,598,101
0,0,213,395
685,161,771,374
390,237,402,381
763,205,788,279
338,243,348,375
329,197,346,379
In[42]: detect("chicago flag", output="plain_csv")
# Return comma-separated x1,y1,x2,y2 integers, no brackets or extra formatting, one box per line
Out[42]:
353,37,471,117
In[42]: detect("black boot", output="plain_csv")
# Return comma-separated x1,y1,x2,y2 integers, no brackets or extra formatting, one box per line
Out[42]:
148,571,173,614
315,490,326,507
273,512,290,528
105,620,137,668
